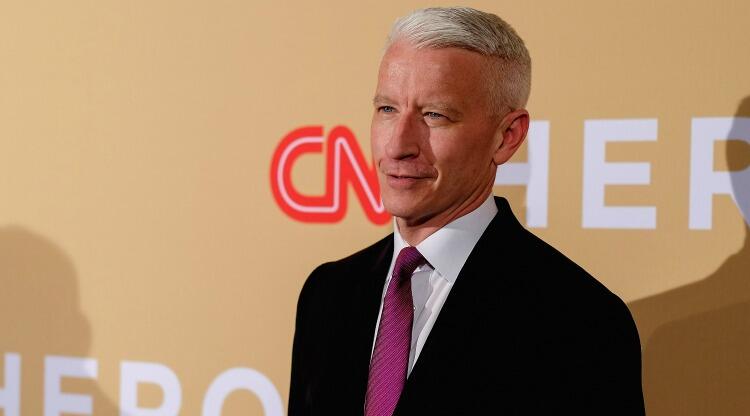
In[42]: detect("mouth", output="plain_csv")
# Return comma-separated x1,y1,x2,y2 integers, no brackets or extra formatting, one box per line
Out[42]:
387,174,425,179
379,161,437,189
385,173,431,189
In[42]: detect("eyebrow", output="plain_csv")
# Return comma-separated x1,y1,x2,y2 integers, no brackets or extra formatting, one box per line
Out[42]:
372,95,393,105
426,102,461,112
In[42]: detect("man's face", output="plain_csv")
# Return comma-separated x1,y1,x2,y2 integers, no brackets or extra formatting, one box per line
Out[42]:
371,40,503,225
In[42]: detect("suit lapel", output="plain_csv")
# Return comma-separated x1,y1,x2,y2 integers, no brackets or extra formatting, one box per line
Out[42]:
343,236,394,408
397,197,522,408
398,233,488,401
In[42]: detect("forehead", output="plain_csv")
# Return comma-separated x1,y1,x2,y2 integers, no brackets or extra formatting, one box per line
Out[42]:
376,41,491,105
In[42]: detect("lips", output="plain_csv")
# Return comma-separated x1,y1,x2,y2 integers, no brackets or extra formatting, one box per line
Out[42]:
383,172,435,189
381,162,437,190
380,160,437,181
387,174,427,179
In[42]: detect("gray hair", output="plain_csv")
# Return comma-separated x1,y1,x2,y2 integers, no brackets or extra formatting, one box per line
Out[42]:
386,7,531,112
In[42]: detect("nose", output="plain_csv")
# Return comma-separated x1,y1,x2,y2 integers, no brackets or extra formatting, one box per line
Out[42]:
386,112,426,160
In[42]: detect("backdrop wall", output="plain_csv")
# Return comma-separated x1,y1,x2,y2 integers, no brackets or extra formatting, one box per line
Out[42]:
1,1,749,414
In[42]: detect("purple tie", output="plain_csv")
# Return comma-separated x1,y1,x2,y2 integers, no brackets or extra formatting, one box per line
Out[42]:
365,246,426,416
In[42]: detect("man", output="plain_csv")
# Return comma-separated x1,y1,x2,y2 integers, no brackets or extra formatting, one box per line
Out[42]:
289,7,644,415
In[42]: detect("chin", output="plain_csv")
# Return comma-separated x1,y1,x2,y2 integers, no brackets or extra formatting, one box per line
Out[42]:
383,198,432,224
383,198,419,220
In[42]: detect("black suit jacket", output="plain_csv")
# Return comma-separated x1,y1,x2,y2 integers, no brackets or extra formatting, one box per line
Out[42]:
289,197,645,415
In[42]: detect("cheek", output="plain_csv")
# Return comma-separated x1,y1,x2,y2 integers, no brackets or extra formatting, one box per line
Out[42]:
432,139,489,183
431,139,470,171
370,121,389,158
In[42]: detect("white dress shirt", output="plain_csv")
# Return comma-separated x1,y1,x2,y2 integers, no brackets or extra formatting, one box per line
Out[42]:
370,194,498,375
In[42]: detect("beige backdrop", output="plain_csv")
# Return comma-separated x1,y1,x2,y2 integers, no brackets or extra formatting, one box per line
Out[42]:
1,0,749,414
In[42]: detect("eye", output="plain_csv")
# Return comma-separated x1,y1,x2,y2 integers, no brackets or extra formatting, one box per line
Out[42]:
423,111,451,126
378,105,396,113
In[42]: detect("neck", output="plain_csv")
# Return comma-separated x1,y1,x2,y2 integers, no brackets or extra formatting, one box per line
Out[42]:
396,181,494,246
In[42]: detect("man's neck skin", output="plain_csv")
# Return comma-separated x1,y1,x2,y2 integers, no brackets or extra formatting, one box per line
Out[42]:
395,179,494,246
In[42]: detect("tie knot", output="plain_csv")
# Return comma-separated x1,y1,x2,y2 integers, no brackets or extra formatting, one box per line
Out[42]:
393,246,425,283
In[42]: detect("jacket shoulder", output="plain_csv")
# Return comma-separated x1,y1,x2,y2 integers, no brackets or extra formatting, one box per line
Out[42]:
482,202,630,322
516,228,615,299
299,233,392,300
500,225,638,340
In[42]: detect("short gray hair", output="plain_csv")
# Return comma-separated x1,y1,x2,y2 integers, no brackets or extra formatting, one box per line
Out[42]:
386,7,531,111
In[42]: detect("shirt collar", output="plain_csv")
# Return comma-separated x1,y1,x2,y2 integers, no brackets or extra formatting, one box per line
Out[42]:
392,194,498,284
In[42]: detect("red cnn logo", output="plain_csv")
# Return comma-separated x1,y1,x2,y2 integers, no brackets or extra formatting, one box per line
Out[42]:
270,126,391,225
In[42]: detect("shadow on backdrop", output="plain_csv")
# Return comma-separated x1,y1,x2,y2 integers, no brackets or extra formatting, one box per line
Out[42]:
0,226,118,414
628,97,750,415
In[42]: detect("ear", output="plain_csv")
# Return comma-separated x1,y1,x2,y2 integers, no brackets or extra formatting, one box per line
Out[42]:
493,109,530,165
